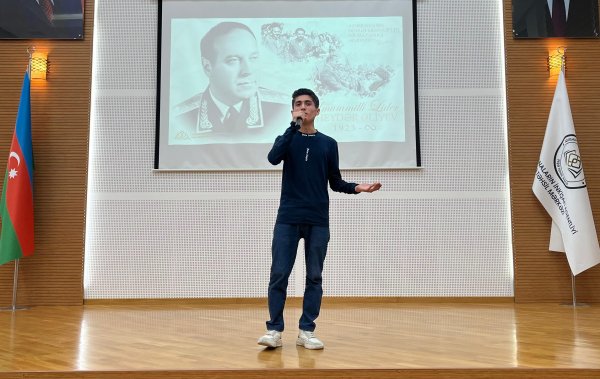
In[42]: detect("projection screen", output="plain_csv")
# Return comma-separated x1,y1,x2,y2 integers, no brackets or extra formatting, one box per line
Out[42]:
156,0,419,170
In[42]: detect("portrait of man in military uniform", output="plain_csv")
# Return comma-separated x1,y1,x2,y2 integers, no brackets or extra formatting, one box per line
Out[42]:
173,21,290,144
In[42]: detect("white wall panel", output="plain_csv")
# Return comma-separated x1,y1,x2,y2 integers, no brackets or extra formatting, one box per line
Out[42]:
85,0,512,299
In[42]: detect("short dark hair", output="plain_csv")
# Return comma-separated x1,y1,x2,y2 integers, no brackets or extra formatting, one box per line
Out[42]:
201,22,256,63
292,88,319,108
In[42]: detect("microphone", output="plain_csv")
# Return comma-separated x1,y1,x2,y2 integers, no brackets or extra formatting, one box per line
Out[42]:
294,116,303,129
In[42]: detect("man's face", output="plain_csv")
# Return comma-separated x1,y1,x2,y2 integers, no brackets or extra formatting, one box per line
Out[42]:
295,29,306,41
202,28,259,105
293,94,320,123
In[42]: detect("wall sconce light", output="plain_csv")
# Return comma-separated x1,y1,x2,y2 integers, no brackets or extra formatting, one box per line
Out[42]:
30,51,48,80
547,47,566,74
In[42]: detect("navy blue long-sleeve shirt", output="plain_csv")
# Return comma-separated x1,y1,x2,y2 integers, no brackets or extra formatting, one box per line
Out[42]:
268,123,357,226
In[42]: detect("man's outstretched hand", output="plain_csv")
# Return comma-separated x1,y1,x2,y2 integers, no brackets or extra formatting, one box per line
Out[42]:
355,182,382,193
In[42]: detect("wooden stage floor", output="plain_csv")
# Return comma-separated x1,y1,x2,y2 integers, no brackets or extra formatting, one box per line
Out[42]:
0,301,599,379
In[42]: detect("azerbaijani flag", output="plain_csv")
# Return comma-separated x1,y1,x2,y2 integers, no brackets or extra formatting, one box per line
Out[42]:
0,72,34,265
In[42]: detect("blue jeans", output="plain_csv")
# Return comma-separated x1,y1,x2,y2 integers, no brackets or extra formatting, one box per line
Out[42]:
266,223,330,332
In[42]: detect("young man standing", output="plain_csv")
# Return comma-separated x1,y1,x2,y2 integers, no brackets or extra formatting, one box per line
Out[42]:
258,88,381,349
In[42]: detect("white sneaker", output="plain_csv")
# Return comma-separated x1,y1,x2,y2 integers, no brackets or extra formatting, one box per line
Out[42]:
296,330,324,350
258,330,282,348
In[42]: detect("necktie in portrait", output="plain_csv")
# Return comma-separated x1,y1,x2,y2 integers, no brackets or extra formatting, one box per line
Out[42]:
223,107,240,130
552,0,567,36
39,0,54,24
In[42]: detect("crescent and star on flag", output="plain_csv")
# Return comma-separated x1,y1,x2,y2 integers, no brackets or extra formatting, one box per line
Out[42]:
8,151,20,179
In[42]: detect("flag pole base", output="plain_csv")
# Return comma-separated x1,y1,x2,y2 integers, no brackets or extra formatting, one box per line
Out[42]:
0,306,29,311
560,302,590,308
562,273,589,308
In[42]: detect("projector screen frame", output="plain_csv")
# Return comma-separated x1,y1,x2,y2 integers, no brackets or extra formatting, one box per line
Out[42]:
155,0,420,171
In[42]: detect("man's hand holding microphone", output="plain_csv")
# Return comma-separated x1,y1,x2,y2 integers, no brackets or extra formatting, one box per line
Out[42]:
291,110,305,130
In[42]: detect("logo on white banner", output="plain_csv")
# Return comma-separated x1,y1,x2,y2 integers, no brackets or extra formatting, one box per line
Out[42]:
555,134,586,189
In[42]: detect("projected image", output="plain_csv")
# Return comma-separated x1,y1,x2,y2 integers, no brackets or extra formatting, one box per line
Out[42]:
157,0,419,170
261,23,394,97
169,18,404,146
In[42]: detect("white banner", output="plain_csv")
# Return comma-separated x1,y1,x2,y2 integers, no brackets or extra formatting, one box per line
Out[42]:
532,71,600,275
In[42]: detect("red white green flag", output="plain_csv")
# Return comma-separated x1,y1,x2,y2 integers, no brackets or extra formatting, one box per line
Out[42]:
0,71,34,265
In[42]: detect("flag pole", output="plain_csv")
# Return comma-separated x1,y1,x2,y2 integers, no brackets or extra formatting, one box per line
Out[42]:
0,260,18,311
571,273,589,307
563,54,589,309
571,274,577,307
563,54,573,308
562,271,589,308
11,259,19,310
0,48,34,312
0,259,27,311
